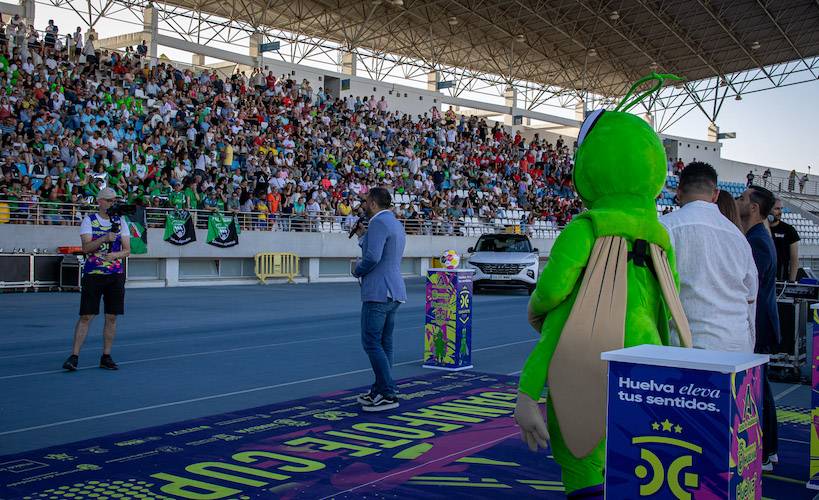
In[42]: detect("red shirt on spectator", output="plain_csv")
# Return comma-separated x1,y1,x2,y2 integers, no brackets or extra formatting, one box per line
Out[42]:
146,164,158,180
267,192,281,213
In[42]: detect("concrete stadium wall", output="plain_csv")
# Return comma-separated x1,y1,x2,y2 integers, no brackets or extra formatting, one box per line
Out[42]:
662,134,815,187
0,225,556,288
6,224,819,288
243,60,443,118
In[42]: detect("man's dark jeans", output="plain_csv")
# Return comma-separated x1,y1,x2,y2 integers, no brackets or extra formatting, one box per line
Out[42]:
361,300,401,398
761,365,778,458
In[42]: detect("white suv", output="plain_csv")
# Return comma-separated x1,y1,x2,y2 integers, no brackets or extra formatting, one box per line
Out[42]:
466,233,540,294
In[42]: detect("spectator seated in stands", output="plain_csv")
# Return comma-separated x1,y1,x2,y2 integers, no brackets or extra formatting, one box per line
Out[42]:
0,20,584,235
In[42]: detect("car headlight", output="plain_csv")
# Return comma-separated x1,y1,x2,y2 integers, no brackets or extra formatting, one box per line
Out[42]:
525,260,538,267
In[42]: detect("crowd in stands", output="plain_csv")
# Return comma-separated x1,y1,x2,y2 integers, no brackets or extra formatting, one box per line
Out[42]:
0,18,582,236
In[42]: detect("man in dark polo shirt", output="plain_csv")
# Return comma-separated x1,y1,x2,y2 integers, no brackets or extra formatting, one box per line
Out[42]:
770,198,800,282
737,185,780,471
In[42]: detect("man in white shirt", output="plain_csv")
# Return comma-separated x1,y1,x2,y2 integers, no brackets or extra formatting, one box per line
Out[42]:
660,162,758,352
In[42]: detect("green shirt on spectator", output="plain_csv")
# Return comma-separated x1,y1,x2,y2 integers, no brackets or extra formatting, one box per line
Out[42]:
170,191,187,209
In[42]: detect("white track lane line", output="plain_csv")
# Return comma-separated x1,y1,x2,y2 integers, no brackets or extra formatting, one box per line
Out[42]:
773,383,803,401
0,339,535,436
0,333,364,380
0,311,525,359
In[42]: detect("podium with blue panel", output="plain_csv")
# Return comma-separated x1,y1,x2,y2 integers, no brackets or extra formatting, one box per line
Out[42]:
603,345,768,499
809,303,819,490
423,269,474,371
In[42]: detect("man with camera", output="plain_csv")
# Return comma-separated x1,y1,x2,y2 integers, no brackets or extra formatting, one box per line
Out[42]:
63,188,131,371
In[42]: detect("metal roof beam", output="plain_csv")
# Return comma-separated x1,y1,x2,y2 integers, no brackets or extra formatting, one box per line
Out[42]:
632,0,741,95
565,0,686,88
755,0,818,79
510,0,635,92
445,0,581,88
695,0,776,85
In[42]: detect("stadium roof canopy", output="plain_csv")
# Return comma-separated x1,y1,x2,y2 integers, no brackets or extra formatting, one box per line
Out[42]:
157,0,819,96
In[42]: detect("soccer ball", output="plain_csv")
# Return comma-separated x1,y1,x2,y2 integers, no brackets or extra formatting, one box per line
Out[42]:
440,249,460,269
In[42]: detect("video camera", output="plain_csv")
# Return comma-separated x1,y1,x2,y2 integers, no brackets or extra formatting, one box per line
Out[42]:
107,202,137,234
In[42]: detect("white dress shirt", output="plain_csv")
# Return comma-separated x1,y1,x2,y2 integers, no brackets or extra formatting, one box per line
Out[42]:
660,201,758,352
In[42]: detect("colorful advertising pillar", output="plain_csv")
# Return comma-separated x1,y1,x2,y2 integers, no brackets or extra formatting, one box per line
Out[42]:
423,269,474,371
602,345,768,499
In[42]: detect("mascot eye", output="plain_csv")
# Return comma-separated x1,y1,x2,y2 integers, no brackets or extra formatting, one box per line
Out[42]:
577,108,605,148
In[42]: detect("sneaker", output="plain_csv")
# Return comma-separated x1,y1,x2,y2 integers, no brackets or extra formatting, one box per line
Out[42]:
357,391,376,405
762,457,773,472
62,355,78,371
768,453,779,464
99,354,119,370
361,394,399,412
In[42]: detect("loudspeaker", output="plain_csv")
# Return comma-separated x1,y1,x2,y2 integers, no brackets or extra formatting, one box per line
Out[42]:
776,301,797,354
60,255,81,290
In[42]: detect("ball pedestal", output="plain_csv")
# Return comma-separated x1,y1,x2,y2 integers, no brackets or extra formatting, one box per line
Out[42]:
423,269,474,371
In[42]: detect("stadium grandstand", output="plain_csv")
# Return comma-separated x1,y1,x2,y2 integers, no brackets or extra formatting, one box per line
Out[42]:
2,1,819,499
0,1,816,285
0,2,817,263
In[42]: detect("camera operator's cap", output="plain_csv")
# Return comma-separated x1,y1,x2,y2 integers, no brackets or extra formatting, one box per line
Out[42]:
97,187,117,200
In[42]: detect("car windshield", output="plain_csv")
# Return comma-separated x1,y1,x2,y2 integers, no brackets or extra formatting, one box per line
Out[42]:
475,235,532,253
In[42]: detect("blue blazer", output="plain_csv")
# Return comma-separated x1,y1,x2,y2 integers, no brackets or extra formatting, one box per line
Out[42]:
746,223,781,352
354,210,407,303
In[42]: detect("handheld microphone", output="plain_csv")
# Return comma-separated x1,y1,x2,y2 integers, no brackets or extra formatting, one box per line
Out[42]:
349,215,368,239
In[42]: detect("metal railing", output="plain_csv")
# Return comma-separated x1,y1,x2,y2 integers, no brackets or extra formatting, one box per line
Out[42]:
758,175,819,198
0,199,563,239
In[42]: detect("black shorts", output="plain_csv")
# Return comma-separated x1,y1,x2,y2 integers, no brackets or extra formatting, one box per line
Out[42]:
80,274,126,316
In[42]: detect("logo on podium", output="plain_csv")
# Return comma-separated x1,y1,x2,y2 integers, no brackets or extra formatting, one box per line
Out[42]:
632,420,701,498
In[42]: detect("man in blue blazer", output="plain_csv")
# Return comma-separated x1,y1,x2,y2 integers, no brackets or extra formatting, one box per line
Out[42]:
737,185,780,470
353,187,407,412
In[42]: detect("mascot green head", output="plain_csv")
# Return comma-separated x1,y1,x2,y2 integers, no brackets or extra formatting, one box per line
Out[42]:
573,74,682,210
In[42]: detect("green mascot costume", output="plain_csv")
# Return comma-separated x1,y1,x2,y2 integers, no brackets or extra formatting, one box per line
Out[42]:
514,74,693,498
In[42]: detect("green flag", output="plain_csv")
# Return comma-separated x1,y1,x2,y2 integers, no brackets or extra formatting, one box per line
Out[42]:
163,210,196,246
122,206,148,254
206,212,240,248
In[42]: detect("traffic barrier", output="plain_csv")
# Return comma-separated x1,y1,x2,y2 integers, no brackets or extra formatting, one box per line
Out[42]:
254,252,300,284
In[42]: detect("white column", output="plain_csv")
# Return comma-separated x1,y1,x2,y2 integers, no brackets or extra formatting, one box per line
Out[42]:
503,86,518,126
426,70,439,92
144,6,158,60
341,51,357,76
707,122,719,142
164,258,180,287
19,0,34,24
504,86,518,109
575,99,586,122
249,32,262,68
307,258,320,283
420,257,431,277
